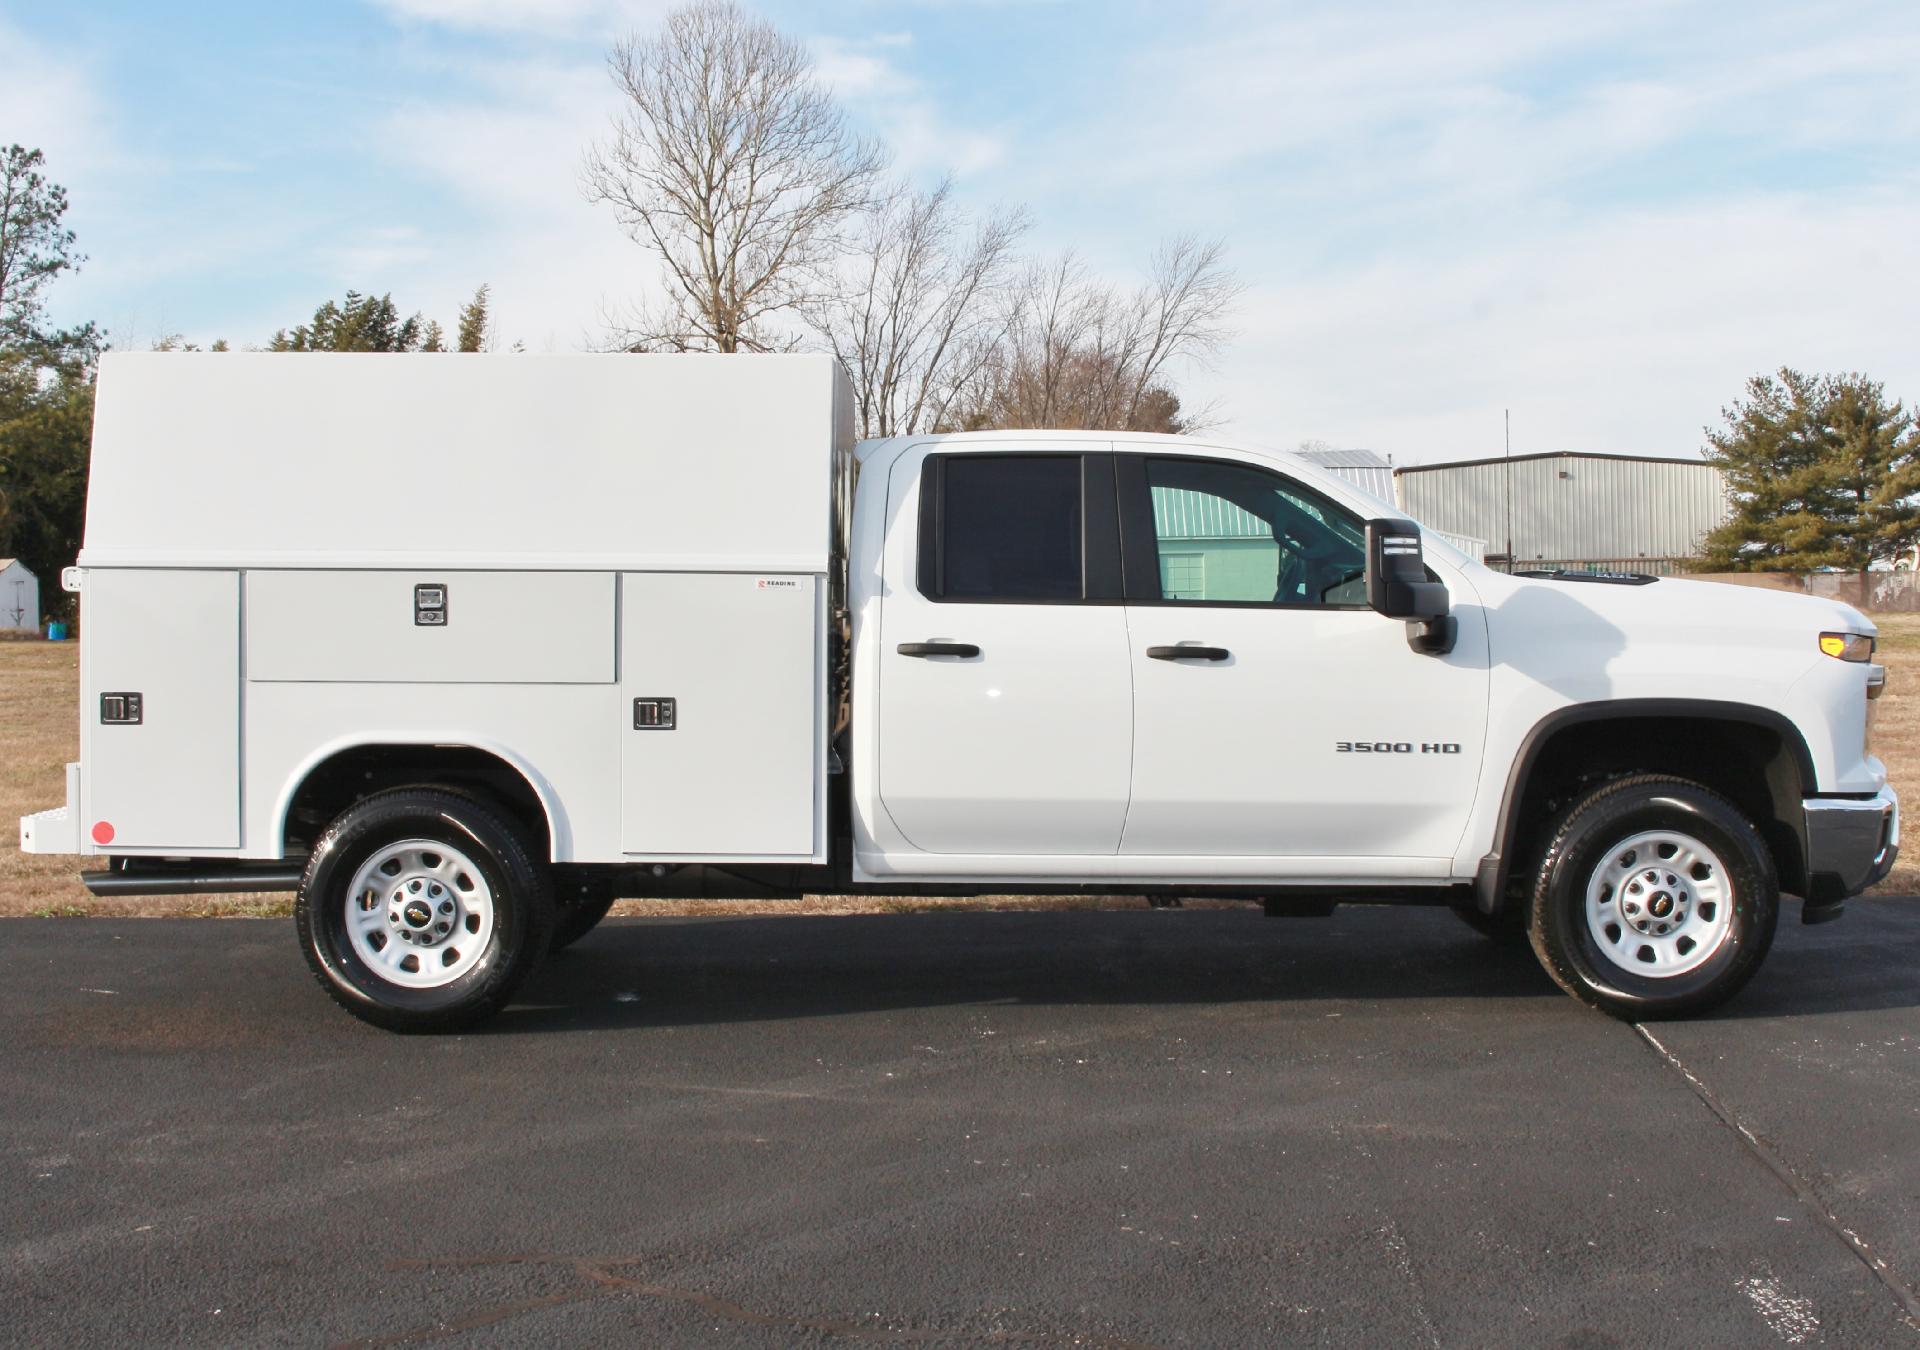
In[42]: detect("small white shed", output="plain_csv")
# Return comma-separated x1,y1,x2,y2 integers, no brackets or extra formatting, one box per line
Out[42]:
0,559,40,632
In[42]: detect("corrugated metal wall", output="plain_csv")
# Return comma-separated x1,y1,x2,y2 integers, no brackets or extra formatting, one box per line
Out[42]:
1153,488,1270,539
1395,454,1728,564
1294,448,1396,504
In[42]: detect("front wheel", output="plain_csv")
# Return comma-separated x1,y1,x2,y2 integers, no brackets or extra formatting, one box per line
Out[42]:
1528,775,1778,1020
296,789,554,1032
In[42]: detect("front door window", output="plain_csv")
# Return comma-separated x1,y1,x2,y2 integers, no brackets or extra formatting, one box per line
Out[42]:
1143,458,1367,607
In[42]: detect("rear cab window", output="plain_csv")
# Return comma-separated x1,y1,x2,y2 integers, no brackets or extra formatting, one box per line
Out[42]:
917,453,1121,603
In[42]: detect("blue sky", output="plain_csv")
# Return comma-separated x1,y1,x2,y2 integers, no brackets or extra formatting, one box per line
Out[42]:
4,0,1917,461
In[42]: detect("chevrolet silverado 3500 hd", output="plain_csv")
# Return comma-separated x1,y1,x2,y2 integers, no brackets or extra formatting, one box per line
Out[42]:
19,353,1899,1030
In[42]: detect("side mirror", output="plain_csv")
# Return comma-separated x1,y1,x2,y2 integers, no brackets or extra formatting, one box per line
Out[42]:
1365,518,1456,655
1366,518,1448,620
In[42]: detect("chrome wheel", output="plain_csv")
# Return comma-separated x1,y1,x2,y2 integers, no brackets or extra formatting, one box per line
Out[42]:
1584,829,1732,977
343,838,495,989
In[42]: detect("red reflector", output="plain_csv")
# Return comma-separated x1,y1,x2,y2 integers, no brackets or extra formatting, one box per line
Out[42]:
91,821,115,845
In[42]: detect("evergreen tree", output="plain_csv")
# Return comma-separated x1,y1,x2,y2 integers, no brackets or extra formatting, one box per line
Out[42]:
0,352,93,609
0,144,100,366
0,146,99,616
456,284,490,352
1700,369,1920,573
269,291,433,352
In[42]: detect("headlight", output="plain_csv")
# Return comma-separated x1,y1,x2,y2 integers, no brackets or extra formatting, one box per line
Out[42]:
1820,632,1875,662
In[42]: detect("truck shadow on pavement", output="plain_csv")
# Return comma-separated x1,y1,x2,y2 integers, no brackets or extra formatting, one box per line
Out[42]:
499,900,1920,1033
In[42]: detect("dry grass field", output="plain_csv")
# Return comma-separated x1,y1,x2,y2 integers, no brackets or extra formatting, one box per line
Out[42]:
4,617,1916,918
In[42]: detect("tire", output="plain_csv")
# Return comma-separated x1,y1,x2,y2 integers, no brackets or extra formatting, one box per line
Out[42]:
550,890,617,952
1527,774,1778,1020
296,788,554,1032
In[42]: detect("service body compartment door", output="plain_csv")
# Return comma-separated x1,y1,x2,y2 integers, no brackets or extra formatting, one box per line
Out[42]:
246,571,614,684
81,569,240,849
619,572,822,858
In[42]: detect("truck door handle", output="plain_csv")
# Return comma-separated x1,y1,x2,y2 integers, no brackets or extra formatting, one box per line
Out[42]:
1147,644,1230,662
898,641,981,658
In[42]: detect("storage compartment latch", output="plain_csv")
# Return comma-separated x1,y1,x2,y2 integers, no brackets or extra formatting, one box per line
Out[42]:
632,698,676,730
100,692,143,725
414,583,447,626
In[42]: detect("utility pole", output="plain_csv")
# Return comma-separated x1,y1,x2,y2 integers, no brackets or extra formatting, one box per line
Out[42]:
1503,409,1514,574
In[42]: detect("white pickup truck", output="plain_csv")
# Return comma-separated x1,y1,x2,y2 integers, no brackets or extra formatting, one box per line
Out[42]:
20,353,1899,1031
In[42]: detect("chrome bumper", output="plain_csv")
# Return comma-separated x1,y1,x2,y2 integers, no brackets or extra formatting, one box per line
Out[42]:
1803,786,1900,905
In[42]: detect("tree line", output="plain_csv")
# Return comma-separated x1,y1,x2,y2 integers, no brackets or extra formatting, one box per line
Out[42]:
581,0,1240,436
5,0,1918,617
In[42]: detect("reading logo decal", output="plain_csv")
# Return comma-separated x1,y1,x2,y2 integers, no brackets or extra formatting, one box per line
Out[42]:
757,578,800,590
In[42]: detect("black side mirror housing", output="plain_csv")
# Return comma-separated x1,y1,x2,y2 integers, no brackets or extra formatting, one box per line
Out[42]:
1365,517,1456,655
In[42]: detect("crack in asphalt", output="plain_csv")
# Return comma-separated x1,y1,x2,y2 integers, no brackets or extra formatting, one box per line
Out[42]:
1634,1024,1920,1334
332,1253,1166,1349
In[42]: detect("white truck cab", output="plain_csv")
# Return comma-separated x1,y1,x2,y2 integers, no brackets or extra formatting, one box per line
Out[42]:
21,353,1899,1030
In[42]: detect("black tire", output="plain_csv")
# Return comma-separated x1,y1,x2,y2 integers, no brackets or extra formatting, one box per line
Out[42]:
1527,774,1778,1020
550,890,617,952
295,788,554,1032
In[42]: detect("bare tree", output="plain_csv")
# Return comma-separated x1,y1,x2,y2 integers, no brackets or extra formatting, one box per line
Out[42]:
1119,235,1241,427
805,179,1027,438
954,236,1241,433
583,1,885,353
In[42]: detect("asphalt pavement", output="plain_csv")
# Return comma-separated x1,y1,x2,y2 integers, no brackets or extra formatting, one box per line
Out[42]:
2,898,1918,1347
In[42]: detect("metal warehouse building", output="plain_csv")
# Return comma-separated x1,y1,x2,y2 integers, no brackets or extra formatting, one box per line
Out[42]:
1296,447,1488,560
1394,451,1729,573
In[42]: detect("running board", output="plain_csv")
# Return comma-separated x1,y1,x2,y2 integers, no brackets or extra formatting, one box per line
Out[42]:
82,860,305,896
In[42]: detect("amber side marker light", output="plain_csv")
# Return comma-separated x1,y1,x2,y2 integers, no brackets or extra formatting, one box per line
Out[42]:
1820,632,1875,662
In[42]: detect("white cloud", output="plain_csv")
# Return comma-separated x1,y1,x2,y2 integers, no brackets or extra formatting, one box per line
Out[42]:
952,0,1920,458
1201,192,1920,461
809,33,1005,178
365,0,670,35
0,19,111,176
366,48,662,349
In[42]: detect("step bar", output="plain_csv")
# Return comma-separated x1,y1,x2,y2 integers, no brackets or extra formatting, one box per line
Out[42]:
83,859,305,897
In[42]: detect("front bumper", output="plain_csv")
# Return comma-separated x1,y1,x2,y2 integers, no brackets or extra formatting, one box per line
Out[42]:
1803,786,1900,907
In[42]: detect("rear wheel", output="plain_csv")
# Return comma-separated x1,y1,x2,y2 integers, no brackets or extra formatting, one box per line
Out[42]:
296,788,553,1032
1528,775,1777,1019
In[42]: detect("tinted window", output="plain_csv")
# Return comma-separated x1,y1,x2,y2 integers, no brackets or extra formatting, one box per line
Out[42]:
1146,458,1366,606
933,456,1083,601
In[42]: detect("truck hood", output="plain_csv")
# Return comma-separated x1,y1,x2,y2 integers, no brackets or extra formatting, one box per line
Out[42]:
1469,568,1872,706
1482,571,1871,638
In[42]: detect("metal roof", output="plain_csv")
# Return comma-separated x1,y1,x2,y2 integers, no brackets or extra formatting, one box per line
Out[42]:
1295,447,1395,505
1396,450,1709,474
1296,447,1391,470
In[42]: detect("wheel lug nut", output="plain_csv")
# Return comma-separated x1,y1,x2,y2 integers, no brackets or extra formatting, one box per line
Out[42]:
439,901,453,914
410,880,422,892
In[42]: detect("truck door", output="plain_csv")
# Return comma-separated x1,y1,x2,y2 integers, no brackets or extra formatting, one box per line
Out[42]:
876,448,1134,856
1116,452,1488,863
